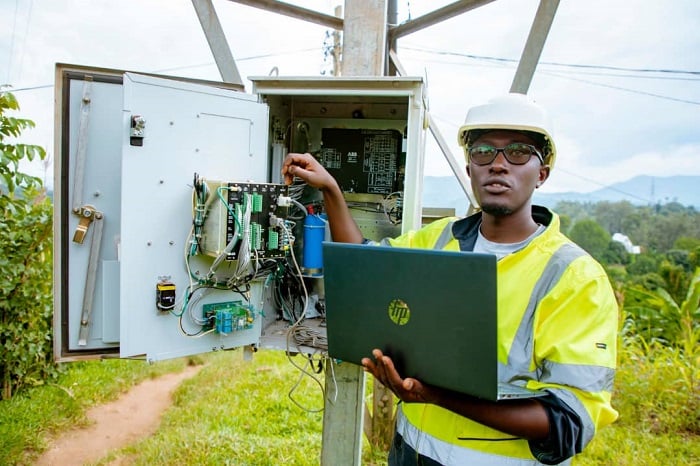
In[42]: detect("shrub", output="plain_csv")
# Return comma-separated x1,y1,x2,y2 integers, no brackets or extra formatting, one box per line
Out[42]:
0,88,54,399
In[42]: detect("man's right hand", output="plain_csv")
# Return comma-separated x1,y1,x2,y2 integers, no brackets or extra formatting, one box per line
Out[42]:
281,152,365,244
281,152,337,191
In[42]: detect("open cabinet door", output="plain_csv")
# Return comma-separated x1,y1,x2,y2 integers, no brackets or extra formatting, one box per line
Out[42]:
54,65,272,361
119,72,270,361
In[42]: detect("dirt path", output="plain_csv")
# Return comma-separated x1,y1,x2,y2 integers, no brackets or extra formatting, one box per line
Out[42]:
35,364,202,466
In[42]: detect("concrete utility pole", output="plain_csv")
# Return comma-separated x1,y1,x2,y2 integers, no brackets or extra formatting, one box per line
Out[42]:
332,5,342,76
320,4,389,464
340,0,387,76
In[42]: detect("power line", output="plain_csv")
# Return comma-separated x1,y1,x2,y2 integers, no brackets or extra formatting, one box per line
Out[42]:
6,84,53,93
7,0,19,83
401,46,700,106
154,47,320,73
541,69,700,82
540,70,700,106
401,45,700,77
552,168,653,204
542,59,700,77
405,52,700,82
16,0,35,82
8,47,322,93
5,0,34,85
422,56,700,106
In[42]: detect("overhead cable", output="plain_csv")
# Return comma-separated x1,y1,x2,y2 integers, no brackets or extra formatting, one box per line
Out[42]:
401,45,700,77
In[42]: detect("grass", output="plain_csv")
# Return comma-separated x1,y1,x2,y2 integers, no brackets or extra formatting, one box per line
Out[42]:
574,339,699,465
0,356,194,465
98,350,330,466
1,341,698,465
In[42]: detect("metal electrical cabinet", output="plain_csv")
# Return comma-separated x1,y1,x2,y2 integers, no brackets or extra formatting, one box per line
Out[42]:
53,63,426,362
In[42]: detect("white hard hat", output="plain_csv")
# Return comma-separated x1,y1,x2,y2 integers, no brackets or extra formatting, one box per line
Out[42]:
457,93,557,168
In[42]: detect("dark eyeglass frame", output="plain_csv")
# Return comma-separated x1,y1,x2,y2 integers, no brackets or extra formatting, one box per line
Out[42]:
467,143,544,166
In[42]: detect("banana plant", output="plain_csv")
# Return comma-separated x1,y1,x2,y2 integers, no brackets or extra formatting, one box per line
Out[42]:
623,267,700,352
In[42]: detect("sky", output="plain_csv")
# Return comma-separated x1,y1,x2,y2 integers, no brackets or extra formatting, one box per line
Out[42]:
2,0,699,197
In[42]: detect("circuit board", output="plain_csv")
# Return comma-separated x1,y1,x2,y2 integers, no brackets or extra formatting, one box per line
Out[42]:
200,181,290,260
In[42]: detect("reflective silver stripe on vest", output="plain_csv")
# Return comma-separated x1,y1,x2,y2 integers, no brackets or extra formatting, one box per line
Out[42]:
540,360,615,393
396,407,572,466
501,242,587,383
499,242,603,448
432,220,456,249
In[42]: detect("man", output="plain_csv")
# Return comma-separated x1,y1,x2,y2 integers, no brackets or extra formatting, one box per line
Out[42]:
282,93,618,465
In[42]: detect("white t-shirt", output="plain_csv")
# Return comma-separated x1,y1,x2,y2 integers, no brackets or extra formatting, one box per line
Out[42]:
473,223,546,260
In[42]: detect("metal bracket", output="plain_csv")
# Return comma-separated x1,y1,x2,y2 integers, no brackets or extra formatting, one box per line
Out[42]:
72,77,93,212
72,204,98,244
77,210,104,346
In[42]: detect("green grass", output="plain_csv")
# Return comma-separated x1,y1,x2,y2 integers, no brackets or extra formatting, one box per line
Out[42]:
574,339,699,465
98,350,327,466
0,356,194,465
575,427,698,465
1,342,698,465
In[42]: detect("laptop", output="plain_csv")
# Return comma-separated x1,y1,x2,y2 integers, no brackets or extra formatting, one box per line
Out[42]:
322,241,545,402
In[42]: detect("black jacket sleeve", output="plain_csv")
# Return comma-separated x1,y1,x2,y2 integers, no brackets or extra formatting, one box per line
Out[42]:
528,393,584,465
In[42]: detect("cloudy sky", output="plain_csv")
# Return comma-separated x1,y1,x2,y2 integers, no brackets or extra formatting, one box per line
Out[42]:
2,0,699,198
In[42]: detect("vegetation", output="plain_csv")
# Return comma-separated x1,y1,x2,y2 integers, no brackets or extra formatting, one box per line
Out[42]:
576,341,698,465
0,342,697,465
98,351,332,466
623,269,700,349
0,356,194,464
0,88,53,400
559,200,700,465
557,200,700,255
568,218,611,262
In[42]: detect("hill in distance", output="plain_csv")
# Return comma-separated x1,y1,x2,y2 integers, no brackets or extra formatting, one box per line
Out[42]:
421,175,700,215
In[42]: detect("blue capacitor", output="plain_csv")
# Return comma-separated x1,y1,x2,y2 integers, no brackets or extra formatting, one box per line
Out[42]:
302,213,327,274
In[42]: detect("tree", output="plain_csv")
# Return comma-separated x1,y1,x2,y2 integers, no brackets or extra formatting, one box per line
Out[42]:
648,213,695,253
627,253,659,276
553,200,594,233
690,246,700,271
0,89,45,195
659,254,692,305
593,200,635,235
557,212,572,235
569,219,611,261
674,236,700,252
601,239,629,266
0,88,54,399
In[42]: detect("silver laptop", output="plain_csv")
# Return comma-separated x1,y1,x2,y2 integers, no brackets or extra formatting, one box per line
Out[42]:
322,242,544,401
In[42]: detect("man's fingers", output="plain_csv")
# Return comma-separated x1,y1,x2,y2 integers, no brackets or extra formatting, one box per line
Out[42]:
361,357,376,372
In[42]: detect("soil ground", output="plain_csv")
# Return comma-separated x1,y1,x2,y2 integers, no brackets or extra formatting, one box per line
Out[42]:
34,365,202,466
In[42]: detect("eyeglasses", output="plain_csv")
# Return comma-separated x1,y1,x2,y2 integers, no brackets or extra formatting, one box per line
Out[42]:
468,143,544,166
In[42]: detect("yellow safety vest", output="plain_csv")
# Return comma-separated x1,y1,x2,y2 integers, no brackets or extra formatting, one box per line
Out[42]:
382,210,619,465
